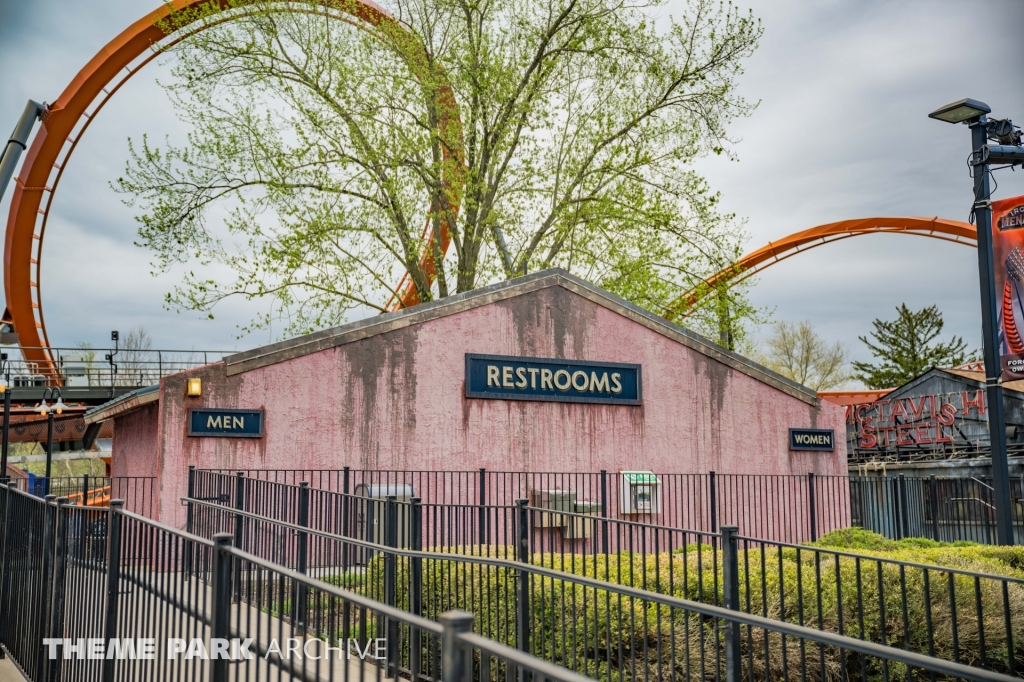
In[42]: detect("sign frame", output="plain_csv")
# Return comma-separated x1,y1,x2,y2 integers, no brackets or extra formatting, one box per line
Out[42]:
187,408,265,438
788,428,835,452
465,353,642,406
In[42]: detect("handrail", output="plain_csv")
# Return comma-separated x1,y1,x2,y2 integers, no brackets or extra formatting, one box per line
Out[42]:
736,532,1024,584
177,496,1020,682
186,472,1022,584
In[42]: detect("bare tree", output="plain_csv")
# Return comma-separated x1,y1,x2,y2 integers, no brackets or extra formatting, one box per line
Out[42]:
72,341,98,386
753,320,851,391
117,326,154,386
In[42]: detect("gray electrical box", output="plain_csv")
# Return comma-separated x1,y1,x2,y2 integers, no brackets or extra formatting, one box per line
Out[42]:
563,500,601,539
354,483,415,563
530,489,576,527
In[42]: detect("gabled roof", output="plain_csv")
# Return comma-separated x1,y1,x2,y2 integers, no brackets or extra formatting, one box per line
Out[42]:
83,384,160,424
224,269,819,405
941,367,1024,394
884,366,1024,400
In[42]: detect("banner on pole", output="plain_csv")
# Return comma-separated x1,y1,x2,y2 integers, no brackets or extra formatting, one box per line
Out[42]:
992,195,1024,379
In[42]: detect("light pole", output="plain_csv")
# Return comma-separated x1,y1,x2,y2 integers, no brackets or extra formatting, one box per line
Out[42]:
37,387,67,497
105,330,120,397
0,353,9,484
930,98,1024,545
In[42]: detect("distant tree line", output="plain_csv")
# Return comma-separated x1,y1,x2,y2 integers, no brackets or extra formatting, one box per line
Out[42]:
751,304,976,392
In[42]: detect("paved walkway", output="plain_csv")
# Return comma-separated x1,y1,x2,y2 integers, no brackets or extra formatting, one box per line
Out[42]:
0,568,397,682
0,657,27,682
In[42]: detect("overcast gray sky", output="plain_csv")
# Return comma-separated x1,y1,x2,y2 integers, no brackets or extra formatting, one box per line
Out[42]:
1,0,1023,368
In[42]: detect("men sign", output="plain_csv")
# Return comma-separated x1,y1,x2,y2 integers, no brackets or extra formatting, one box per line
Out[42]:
188,408,264,438
788,428,835,452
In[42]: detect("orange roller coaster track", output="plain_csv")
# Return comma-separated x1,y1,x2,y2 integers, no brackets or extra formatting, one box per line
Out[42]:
664,216,978,322
0,5,980,373
3,0,463,382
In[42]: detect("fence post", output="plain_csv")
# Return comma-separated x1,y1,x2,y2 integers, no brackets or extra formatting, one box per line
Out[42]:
889,478,900,540
210,533,233,682
898,474,910,540
721,525,742,682
340,472,352,645
233,471,245,603
385,495,399,679
82,474,89,503
515,499,530,661
478,467,487,546
410,497,423,681
929,475,941,541
46,498,70,682
101,500,124,682
0,483,15,658
185,465,195,579
294,482,309,633
36,495,56,679
600,469,609,554
440,610,475,682
807,472,818,542
709,471,718,534
342,466,351,565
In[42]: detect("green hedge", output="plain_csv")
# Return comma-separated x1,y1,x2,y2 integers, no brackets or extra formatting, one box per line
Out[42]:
352,532,1024,681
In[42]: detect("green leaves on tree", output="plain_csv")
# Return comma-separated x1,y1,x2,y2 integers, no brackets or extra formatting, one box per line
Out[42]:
116,0,762,339
853,304,976,390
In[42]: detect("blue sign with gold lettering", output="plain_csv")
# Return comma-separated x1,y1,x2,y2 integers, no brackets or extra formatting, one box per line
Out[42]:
188,408,264,438
465,354,641,405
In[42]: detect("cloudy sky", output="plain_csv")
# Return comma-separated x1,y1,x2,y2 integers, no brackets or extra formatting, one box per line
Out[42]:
1,0,1023,372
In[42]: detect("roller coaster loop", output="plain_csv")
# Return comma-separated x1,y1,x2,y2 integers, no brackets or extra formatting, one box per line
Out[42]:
3,0,464,382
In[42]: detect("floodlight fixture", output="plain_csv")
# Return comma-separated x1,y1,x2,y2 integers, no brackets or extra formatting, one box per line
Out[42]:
928,98,992,124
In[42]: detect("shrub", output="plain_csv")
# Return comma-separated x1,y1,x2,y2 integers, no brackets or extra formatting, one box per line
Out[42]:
355,533,1024,681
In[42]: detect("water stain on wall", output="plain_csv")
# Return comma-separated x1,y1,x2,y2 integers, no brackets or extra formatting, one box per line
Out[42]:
691,352,731,468
338,325,419,468
501,286,593,359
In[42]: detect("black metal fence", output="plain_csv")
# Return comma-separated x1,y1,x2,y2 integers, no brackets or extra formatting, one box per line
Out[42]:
12,475,155,517
199,468,851,543
0,484,608,682
6,477,1024,682
200,467,1024,546
0,486,109,682
181,488,1024,681
185,471,1024,677
6,345,232,387
850,473,1024,544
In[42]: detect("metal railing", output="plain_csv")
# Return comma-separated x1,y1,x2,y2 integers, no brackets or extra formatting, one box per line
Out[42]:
181,490,1024,682
197,468,852,543
0,484,605,682
12,475,155,517
186,472,1024,677
850,473,1024,544
197,467,1024,546
4,346,233,387
3,480,1023,682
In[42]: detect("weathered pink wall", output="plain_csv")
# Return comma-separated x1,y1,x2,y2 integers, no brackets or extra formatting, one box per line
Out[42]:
112,402,159,478
118,285,847,528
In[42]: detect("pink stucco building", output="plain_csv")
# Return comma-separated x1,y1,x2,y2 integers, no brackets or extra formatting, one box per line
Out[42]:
85,269,847,531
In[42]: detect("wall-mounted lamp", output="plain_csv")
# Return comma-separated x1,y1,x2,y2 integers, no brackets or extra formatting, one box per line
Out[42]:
187,377,202,397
